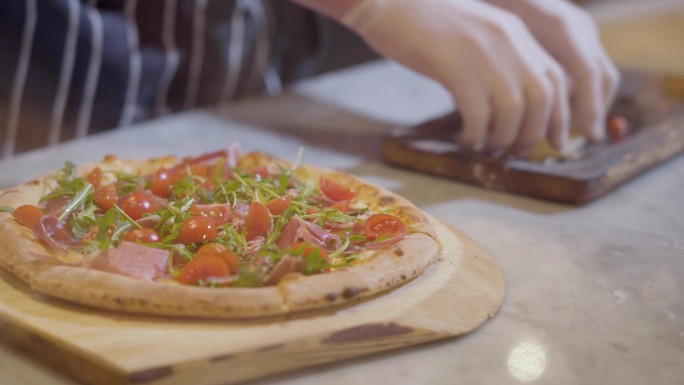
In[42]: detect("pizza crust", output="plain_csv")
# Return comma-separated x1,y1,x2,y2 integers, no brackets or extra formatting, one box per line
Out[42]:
0,153,444,318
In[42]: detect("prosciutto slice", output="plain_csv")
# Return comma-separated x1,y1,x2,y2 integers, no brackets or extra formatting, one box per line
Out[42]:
262,255,303,286
34,215,81,251
276,216,341,251
82,241,170,282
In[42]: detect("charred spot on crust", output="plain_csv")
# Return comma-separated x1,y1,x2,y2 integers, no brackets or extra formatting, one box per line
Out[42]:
26,180,40,185
129,366,173,383
322,322,414,343
325,293,339,302
341,287,360,299
116,296,126,305
379,196,395,206
400,274,407,280
393,247,405,257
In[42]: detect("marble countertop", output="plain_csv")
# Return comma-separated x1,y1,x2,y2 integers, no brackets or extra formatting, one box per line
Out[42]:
1,1,683,384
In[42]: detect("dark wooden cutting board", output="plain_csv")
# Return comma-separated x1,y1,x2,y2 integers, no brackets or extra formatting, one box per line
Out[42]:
382,71,684,204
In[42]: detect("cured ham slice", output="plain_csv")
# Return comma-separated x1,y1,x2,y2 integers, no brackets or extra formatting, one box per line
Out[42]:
262,255,303,286
276,216,341,251
82,241,170,282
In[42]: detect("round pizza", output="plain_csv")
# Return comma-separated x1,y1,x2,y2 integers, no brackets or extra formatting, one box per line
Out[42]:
0,147,441,318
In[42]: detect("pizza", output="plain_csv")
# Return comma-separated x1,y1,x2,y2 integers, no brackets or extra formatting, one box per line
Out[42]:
0,147,441,318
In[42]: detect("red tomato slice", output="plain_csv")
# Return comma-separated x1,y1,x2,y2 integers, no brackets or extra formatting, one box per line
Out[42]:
608,114,630,142
265,195,292,215
196,243,239,274
178,255,230,285
290,241,329,260
290,241,330,272
364,214,407,241
150,168,173,198
328,200,350,213
122,228,161,243
178,216,218,245
120,191,161,220
191,204,232,226
320,176,357,201
93,184,118,212
83,225,114,241
13,205,44,229
85,167,103,189
245,202,271,241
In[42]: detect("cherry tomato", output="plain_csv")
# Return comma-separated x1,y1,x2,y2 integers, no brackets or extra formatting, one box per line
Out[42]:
608,114,630,142
320,176,357,201
150,163,211,198
178,255,230,285
265,195,292,215
85,167,103,189
191,204,231,226
245,202,271,241
329,200,350,213
120,191,161,220
290,241,330,272
364,214,407,241
254,166,270,179
196,243,239,274
178,216,218,244
150,168,173,198
13,205,44,229
93,184,118,212
123,228,161,243
83,225,114,241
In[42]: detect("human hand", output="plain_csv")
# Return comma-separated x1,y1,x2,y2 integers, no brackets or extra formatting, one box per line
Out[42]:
340,0,575,153
485,0,620,143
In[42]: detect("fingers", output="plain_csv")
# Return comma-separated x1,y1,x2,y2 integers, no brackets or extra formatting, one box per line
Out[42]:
456,65,570,154
454,88,491,151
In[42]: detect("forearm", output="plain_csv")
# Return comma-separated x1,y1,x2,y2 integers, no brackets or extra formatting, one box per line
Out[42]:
289,0,368,22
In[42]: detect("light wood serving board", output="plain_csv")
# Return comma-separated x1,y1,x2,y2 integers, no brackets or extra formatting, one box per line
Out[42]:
0,221,505,385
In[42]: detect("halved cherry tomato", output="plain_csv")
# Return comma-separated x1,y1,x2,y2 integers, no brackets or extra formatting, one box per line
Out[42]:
178,255,230,285
265,195,291,215
608,114,630,142
93,184,118,212
150,168,173,198
191,204,231,226
254,166,270,179
123,228,161,243
245,202,271,241
364,214,407,241
83,225,114,241
329,200,350,213
13,205,44,229
120,191,161,220
320,176,357,201
196,243,239,274
150,163,212,198
290,241,330,272
178,216,218,244
85,167,103,189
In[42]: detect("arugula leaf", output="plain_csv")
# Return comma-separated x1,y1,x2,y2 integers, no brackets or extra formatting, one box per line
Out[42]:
70,204,99,238
112,204,142,229
58,182,93,221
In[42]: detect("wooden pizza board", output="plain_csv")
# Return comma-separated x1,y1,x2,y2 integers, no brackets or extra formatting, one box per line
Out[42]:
0,220,505,385
382,70,684,204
